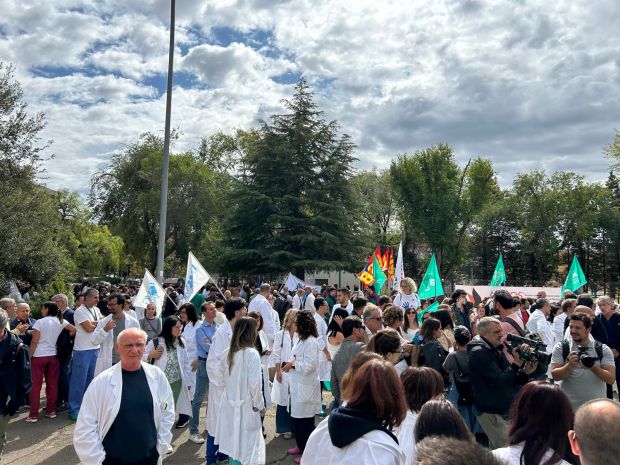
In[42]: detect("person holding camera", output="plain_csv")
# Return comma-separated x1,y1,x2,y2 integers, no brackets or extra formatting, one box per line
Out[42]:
468,317,538,449
550,313,615,410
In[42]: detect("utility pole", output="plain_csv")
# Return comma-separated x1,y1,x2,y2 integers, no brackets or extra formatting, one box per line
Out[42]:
155,0,175,284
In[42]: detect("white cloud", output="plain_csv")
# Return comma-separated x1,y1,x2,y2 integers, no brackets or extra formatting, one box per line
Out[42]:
0,0,618,193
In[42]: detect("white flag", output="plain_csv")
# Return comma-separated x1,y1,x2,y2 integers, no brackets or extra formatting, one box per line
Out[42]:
184,252,211,302
284,272,321,293
393,242,405,290
135,269,167,316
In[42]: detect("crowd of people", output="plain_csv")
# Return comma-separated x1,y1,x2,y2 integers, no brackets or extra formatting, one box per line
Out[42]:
1,278,620,465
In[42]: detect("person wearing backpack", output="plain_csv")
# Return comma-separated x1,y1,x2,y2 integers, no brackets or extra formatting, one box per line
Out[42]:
551,313,616,410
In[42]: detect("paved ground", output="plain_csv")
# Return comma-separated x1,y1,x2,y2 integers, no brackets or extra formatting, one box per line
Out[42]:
1,395,330,465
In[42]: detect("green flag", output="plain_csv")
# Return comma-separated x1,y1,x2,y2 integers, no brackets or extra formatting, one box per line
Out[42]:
372,255,387,292
489,255,506,286
418,253,444,299
561,255,587,295
417,301,440,325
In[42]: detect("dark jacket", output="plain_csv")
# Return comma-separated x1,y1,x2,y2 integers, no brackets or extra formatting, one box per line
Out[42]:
452,304,471,332
467,335,529,415
0,331,32,416
597,313,620,354
327,406,398,448
420,339,449,386
10,317,36,346
56,308,75,363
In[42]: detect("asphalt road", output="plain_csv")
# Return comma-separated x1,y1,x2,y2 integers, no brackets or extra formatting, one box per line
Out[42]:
0,397,327,465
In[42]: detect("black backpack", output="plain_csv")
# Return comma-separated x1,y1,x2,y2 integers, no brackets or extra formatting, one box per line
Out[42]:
453,355,474,405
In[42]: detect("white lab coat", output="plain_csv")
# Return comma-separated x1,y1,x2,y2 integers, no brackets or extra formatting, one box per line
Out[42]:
395,410,418,465
73,362,175,465
92,314,140,376
304,293,316,314
257,330,272,409
182,320,200,397
526,310,555,351
143,337,193,417
313,313,331,381
289,336,322,418
248,294,277,346
271,329,299,406
552,312,567,345
206,319,233,436
215,347,265,465
301,416,407,465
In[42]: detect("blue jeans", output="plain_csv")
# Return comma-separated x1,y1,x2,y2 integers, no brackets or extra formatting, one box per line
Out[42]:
69,349,99,415
189,360,209,434
206,434,228,465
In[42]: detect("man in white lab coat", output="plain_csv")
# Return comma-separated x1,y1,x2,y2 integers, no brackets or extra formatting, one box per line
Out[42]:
92,293,140,377
247,284,277,346
74,328,175,465
205,298,248,465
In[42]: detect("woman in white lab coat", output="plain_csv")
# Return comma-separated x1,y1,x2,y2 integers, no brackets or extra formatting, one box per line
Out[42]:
271,308,299,439
248,311,272,410
215,316,265,465
144,316,193,426
282,310,322,462
301,358,408,465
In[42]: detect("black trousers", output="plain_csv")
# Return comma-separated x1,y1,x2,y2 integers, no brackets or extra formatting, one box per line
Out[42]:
292,416,315,451
102,447,159,465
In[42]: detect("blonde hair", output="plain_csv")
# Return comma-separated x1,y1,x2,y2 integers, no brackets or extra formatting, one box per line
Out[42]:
282,308,299,331
597,295,613,306
400,277,418,294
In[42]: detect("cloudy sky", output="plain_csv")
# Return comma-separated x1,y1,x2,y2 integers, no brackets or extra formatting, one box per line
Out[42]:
2,0,619,193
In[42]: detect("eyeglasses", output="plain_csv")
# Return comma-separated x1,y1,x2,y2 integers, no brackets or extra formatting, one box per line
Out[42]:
121,343,146,349
367,317,382,322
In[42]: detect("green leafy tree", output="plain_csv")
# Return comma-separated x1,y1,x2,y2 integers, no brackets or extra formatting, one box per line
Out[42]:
90,133,225,274
222,79,364,278
390,144,498,279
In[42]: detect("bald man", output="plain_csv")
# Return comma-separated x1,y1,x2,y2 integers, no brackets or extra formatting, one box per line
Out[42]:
74,328,174,465
569,399,620,465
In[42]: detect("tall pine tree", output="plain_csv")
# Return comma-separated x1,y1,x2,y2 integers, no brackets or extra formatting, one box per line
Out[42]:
223,79,363,278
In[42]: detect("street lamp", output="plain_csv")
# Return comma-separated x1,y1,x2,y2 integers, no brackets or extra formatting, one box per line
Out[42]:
155,0,175,284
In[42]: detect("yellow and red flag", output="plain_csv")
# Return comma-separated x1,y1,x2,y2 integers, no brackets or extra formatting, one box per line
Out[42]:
388,247,395,281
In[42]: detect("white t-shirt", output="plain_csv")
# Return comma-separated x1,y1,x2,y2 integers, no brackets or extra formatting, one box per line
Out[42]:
392,292,421,311
32,316,69,357
73,305,103,351
332,302,354,315
493,443,571,465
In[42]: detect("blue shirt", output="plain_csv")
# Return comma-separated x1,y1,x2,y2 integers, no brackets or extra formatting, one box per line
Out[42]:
195,319,218,359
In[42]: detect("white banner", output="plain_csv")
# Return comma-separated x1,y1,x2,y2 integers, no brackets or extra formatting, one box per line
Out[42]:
184,251,211,302
284,273,321,293
134,269,168,316
454,284,563,302
393,242,404,290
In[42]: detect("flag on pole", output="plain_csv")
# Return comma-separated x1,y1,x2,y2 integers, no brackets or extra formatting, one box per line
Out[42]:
372,255,387,292
134,269,167,316
418,253,444,299
382,248,390,273
373,246,383,270
393,242,405,290
184,252,211,302
358,251,376,286
284,273,321,293
489,255,506,287
417,301,440,325
388,247,395,281
561,255,587,295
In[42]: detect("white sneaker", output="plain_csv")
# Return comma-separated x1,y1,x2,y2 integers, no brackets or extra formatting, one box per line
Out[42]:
188,433,205,444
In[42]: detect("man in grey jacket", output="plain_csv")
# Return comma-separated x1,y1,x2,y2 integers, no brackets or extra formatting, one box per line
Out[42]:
330,316,365,409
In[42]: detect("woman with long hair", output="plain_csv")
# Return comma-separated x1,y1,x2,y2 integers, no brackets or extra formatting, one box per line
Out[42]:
434,308,456,352
302,359,408,465
492,382,578,465
282,310,321,463
326,308,349,358
366,328,403,366
144,316,193,428
215,317,265,465
382,305,407,341
416,318,449,387
27,302,76,422
271,308,299,439
248,311,272,412
403,306,419,339
396,367,445,465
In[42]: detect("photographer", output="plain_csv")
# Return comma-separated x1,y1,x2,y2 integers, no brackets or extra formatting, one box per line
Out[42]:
551,313,615,410
468,317,538,449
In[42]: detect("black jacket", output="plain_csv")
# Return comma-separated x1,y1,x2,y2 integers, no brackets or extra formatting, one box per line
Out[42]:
0,331,32,416
467,335,529,415
327,406,398,448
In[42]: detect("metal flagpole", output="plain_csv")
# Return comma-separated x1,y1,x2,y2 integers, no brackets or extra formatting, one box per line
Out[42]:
155,0,176,284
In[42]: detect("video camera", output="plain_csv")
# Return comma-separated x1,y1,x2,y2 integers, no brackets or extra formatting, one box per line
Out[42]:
506,333,552,366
